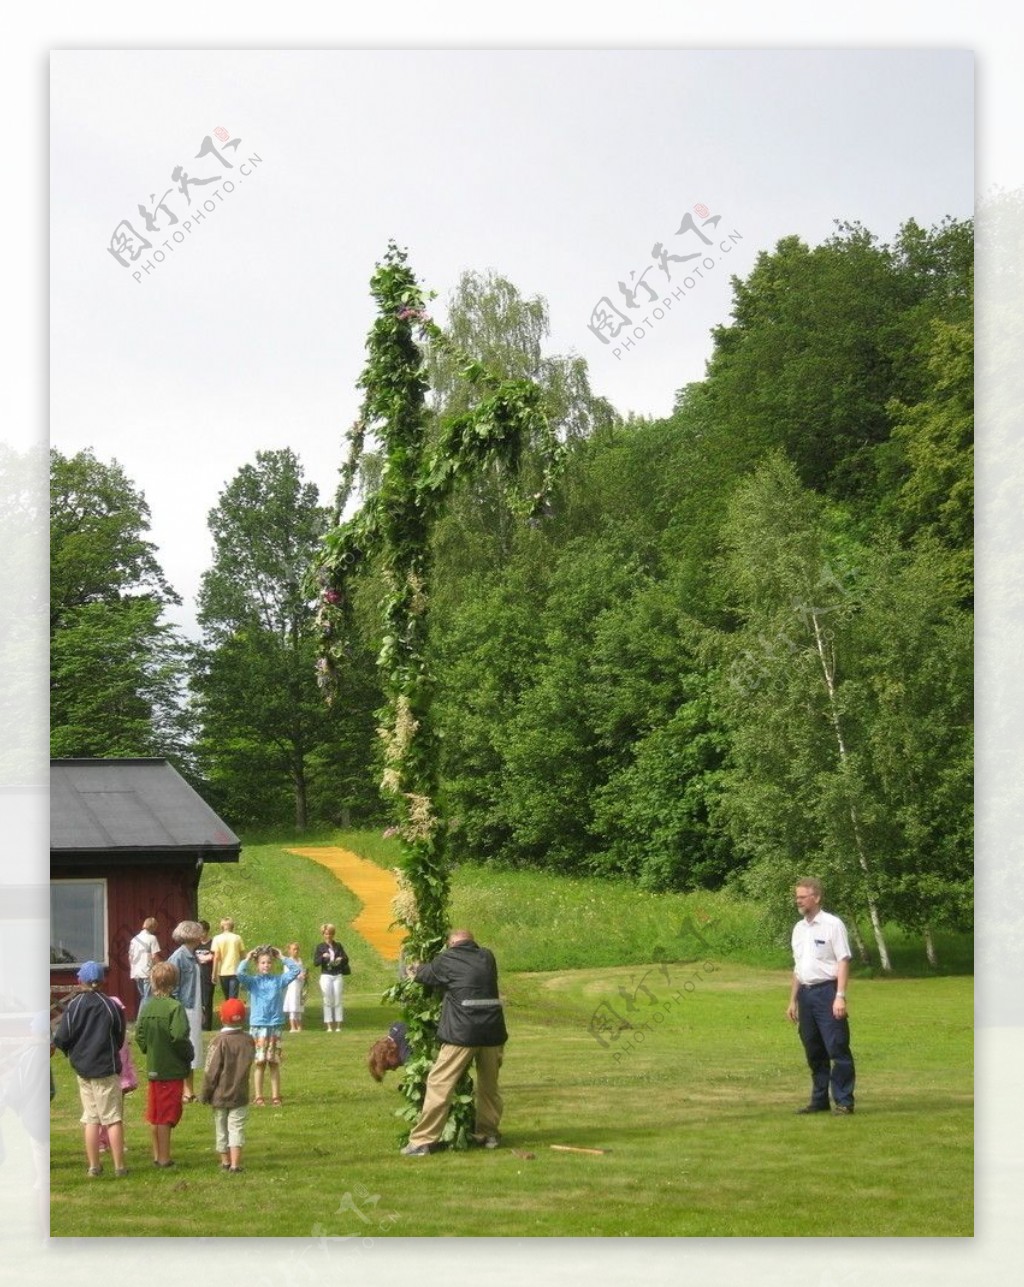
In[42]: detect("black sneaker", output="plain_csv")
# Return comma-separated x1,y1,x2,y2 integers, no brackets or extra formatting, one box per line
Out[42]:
795,1103,830,1114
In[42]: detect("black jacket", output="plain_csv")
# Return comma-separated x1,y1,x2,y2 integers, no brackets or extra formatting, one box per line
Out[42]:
415,940,507,1047
53,988,125,1079
313,940,349,975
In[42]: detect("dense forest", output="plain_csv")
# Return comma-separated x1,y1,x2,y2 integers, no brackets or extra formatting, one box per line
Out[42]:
50,216,973,950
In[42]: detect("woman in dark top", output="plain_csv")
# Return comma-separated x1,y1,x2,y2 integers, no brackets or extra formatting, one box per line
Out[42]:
312,923,349,1032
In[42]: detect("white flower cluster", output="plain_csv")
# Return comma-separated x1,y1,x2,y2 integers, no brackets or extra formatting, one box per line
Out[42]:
391,866,419,928
401,791,437,844
378,694,421,798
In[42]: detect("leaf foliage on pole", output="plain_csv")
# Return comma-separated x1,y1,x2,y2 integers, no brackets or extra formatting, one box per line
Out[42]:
310,242,562,1145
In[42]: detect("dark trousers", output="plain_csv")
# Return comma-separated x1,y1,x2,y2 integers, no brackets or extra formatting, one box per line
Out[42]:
201,976,214,1030
219,975,240,1001
797,980,855,1108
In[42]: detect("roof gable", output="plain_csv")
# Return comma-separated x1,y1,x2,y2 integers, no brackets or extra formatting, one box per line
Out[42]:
51,758,240,858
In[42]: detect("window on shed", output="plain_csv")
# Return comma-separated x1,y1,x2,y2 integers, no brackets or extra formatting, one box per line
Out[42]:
50,879,107,967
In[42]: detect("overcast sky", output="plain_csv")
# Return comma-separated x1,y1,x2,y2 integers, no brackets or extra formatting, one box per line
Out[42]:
50,48,973,636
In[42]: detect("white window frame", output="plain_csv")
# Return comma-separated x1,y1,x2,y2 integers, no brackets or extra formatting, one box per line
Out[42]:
50,877,109,970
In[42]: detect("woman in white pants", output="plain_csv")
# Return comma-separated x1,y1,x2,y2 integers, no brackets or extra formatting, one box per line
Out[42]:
312,923,349,1031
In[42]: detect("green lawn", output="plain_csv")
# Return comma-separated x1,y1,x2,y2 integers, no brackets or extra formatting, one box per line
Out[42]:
49,837,973,1236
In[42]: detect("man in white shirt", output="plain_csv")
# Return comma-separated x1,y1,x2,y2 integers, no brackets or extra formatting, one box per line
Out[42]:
786,878,856,1115
128,917,162,1005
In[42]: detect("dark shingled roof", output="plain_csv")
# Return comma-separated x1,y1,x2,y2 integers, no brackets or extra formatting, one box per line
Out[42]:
51,758,240,861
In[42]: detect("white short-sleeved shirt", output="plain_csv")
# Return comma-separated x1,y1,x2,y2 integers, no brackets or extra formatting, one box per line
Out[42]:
791,910,852,985
128,929,161,980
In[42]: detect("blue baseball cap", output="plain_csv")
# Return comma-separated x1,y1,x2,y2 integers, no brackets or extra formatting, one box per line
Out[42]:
77,960,105,984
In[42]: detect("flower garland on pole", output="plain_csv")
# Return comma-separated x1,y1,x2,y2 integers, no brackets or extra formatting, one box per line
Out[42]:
311,242,562,1147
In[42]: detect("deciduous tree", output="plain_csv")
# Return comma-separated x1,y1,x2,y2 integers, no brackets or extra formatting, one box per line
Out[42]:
194,449,378,829
50,448,186,760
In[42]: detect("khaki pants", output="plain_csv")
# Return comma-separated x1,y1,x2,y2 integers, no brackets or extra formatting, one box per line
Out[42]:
213,1105,249,1152
408,1043,504,1147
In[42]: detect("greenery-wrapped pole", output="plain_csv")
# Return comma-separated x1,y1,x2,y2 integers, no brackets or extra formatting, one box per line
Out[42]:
312,243,561,1147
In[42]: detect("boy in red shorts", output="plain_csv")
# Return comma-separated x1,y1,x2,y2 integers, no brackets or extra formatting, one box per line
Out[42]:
135,960,194,1167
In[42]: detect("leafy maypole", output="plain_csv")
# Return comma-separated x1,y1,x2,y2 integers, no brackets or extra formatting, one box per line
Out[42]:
312,242,561,1147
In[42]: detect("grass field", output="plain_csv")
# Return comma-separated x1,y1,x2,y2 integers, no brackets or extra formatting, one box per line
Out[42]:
49,834,974,1238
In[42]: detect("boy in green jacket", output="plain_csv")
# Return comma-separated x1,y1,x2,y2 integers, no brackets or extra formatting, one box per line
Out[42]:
135,960,194,1167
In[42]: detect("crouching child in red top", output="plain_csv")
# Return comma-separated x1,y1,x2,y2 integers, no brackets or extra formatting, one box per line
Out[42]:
200,997,255,1173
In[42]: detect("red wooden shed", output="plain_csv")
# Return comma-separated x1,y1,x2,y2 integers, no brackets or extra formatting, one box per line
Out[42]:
50,758,241,1018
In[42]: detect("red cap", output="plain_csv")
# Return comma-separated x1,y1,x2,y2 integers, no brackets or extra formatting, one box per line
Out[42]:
219,998,246,1024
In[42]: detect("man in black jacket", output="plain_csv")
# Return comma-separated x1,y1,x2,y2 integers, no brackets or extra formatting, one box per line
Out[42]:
401,930,507,1156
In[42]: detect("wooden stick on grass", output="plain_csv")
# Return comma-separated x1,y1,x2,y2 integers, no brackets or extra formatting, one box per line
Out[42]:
550,1144,612,1155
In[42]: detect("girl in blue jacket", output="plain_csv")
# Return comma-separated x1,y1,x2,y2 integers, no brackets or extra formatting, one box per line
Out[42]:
236,947,301,1106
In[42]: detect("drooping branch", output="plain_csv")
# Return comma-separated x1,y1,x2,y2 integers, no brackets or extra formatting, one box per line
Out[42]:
333,417,367,523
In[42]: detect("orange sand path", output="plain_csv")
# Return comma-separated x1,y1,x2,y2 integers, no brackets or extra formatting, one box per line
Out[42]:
287,846,406,961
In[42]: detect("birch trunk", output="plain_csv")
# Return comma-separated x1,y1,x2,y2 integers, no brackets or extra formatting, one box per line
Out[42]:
810,610,892,972
848,918,871,965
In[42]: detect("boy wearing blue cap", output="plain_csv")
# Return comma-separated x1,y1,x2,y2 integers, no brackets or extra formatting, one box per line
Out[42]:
52,961,129,1178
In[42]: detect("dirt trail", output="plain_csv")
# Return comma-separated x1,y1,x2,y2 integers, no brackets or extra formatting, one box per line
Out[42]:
287,846,406,961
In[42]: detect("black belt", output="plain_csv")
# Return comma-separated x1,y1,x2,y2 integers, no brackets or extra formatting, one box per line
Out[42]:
799,979,837,989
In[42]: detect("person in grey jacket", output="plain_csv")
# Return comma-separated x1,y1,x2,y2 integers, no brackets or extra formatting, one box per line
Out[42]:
401,930,508,1156
167,920,205,1101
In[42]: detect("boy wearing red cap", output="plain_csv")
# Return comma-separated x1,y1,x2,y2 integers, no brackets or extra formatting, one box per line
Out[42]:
135,960,194,1167
200,997,256,1172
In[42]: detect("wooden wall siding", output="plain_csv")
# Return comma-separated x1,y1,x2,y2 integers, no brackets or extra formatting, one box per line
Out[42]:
50,860,201,1019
